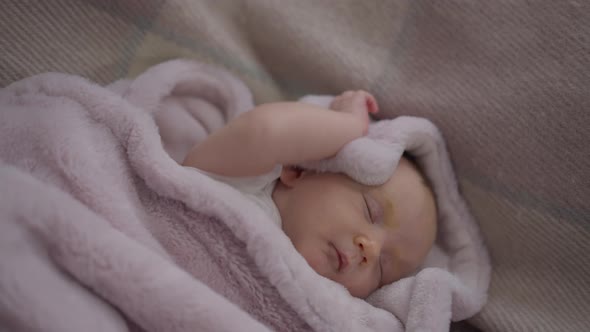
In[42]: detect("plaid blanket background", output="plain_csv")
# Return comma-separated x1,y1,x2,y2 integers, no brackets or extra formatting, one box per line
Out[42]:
1,1,589,331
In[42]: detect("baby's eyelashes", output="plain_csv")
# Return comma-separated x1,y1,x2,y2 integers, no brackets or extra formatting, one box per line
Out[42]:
362,195,373,224
364,194,383,225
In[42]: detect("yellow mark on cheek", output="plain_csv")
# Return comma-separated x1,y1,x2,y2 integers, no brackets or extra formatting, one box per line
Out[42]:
382,200,397,229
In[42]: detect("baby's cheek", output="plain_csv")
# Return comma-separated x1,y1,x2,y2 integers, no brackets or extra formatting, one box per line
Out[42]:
304,252,322,272
300,248,327,277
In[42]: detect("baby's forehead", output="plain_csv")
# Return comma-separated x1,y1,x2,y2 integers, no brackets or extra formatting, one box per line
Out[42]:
309,155,430,194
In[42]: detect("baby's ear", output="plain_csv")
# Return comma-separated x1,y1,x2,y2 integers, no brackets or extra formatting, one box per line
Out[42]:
279,166,305,187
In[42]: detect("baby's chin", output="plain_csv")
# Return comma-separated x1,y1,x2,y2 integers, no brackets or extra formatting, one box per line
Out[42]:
345,281,376,299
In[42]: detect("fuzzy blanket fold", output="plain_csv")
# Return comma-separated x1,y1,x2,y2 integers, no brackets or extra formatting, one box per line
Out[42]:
0,59,490,332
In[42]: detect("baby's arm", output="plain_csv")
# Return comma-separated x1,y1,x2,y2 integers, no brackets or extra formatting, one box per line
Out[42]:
183,90,378,177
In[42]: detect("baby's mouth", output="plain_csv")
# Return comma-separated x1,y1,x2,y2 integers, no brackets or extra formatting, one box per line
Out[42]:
332,244,348,272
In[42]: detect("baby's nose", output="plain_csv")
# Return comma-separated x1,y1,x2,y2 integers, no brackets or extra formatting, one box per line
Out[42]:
353,235,382,264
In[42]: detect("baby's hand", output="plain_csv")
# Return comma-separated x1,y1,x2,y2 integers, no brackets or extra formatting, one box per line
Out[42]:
330,90,379,132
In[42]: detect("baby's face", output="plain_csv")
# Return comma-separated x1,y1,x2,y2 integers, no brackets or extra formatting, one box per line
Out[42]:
272,158,437,298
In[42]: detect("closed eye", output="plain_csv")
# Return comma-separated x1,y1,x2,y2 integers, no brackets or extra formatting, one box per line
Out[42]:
363,195,374,223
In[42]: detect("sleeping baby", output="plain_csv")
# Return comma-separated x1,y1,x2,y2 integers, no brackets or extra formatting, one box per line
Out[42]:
183,90,437,298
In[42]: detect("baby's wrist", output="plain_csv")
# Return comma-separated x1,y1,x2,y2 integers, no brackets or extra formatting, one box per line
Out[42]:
344,111,369,136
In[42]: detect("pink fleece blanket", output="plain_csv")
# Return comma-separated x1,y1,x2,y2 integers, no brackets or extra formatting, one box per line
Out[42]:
0,60,490,332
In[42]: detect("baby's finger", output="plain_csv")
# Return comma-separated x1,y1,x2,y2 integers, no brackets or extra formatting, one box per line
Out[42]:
330,100,342,110
364,93,379,114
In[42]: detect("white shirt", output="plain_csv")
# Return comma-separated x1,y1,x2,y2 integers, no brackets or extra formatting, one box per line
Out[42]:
195,165,283,227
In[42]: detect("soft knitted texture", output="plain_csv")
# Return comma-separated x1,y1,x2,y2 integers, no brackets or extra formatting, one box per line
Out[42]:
0,59,488,332
1,2,588,331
